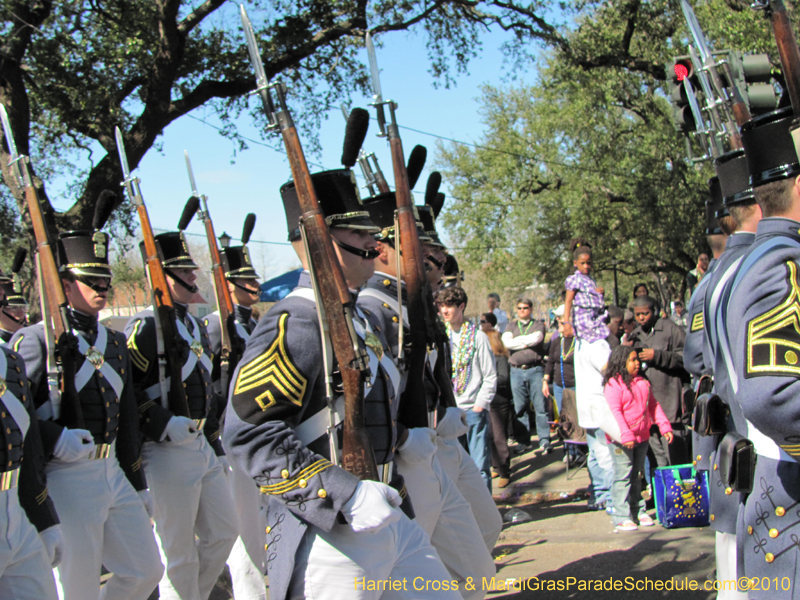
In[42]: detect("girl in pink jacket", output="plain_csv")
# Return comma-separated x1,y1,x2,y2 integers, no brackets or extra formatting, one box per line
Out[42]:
603,345,673,531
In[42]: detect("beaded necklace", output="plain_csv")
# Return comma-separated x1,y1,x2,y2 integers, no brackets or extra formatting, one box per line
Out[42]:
447,320,478,395
559,336,575,388
518,319,534,336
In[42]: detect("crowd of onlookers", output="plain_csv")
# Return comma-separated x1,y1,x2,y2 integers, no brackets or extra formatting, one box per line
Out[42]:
437,239,693,532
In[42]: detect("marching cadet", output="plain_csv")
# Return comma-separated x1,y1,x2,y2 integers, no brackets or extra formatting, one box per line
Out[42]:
716,107,800,598
124,226,237,600
0,276,61,598
358,189,497,598
223,168,461,600
0,249,29,344
203,222,267,600
694,151,761,600
11,222,163,599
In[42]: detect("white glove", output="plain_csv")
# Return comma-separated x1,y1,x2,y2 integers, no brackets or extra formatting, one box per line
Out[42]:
396,427,437,464
138,489,155,519
341,480,403,533
53,428,95,462
164,416,199,445
435,407,469,440
40,525,64,568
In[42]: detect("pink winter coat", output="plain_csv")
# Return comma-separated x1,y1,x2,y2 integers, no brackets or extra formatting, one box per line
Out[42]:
604,375,672,445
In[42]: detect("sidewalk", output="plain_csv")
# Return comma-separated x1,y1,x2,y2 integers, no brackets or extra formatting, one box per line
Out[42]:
487,441,717,599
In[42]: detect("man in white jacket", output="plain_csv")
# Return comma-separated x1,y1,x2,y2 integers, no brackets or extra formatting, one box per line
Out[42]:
438,287,497,490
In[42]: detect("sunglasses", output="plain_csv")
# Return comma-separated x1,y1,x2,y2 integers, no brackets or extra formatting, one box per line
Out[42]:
517,306,531,310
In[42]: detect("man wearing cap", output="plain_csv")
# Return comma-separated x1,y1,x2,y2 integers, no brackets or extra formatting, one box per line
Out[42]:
224,169,460,600
124,230,237,600
204,236,266,600
0,263,28,345
712,107,800,598
12,228,163,599
695,153,762,600
358,194,497,595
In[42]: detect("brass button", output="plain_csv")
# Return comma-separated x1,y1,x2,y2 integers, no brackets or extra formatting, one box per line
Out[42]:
298,478,307,488
264,544,268,551
281,469,289,479
106,402,110,408
766,553,775,563
713,464,718,471
769,528,779,538
20,395,24,402
776,506,786,517
383,303,389,308
121,368,125,374
265,526,271,534
101,387,106,392
114,340,119,345
710,514,715,521
5,428,9,434
317,488,327,498
6,444,10,450
14,367,19,373
2,412,6,418
696,455,701,461
383,279,391,286
748,526,753,535
725,487,732,495
392,316,399,323
182,383,187,388
692,461,697,467
6,461,10,467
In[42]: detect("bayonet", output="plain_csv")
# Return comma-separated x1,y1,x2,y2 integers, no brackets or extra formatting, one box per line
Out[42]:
0,107,30,188
366,32,390,137
240,5,280,131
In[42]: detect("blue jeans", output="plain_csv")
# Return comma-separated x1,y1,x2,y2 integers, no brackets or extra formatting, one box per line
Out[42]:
510,365,550,449
585,427,613,506
465,409,492,491
610,441,649,525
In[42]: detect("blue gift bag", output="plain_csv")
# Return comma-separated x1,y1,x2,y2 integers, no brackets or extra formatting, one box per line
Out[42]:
653,464,710,528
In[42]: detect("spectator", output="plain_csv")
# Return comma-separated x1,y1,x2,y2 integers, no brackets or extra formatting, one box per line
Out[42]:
621,309,637,345
670,301,688,328
632,283,650,298
607,305,624,350
486,329,512,489
543,306,580,465
501,297,550,454
487,293,509,332
686,253,709,296
627,295,690,467
480,312,497,334
603,345,673,532
439,286,497,490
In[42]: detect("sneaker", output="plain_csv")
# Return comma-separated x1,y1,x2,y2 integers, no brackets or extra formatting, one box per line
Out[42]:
614,520,638,532
586,500,606,512
638,514,655,527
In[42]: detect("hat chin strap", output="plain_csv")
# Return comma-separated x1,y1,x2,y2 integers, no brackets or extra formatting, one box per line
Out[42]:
2,308,26,326
331,236,379,260
230,280,260,296
165,269,199,294
76,275,112,294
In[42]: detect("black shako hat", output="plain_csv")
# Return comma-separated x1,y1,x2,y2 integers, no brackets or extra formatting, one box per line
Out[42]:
0,248,27,307
224,246,259,279
58,230,113,278
361,191,429,244
741,107,800,188
705,176,723,235
151,232,198,270
440,253,463,288
281,169,378,242
417,205,445,248
715,149,756,208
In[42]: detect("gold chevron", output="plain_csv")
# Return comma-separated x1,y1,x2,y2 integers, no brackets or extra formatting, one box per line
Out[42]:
747,261,800,377
234,312,307,411
126,320,150,373
259,459,332,495
12,335,23,353
691,311,704,333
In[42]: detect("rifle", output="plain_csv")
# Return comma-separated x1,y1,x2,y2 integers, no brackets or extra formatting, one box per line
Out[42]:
754,0,800,152
116,128,190,417
240,6,378,481
185,151,243,395
366,32,437,429
0,106,82,425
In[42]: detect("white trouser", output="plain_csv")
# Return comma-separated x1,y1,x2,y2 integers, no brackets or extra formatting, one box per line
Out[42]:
224,458,267,600
435,437,502,551
0,488,57,599
288,517,463,600
45,454,163,600
395,452,494,600
716,532,747,600
142,436,238,600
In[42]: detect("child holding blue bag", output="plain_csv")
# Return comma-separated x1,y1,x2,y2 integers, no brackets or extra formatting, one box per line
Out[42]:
603,345,673,532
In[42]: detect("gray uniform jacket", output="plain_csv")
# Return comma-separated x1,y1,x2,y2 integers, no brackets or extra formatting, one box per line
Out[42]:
628,317,688,423
223,273,408,600
717,218,800,593
684,258,717,380
12,311,147,491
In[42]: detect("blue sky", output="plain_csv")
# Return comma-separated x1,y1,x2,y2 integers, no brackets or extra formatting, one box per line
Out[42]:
49,25,532,281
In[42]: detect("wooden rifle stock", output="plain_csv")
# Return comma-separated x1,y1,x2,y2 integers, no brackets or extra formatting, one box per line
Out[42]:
768,1,800,116
278,110,379,482
135,204,191,417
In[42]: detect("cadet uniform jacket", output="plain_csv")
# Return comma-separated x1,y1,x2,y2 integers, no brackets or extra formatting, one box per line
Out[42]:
204,304,257,394
223,273,406,600
124,303,223,455
0,346,59,532
717,218,800,593
684,258,718,380
12,311,146,491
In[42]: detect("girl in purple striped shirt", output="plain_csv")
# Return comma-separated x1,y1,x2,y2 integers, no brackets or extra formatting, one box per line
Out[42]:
562,239,609,343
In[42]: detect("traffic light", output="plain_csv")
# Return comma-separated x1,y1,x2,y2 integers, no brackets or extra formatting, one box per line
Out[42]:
667,56,703,132
724,52,778,116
